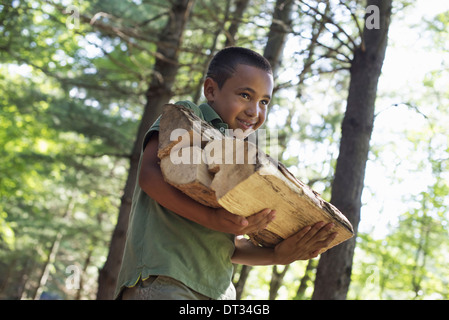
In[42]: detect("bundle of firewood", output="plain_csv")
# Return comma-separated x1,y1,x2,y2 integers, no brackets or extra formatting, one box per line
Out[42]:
157,104,354,253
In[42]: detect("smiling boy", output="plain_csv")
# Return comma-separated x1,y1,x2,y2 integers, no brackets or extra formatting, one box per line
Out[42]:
115,47,337,300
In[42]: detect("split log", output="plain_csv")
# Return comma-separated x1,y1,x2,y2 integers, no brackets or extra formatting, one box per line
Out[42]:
160,146,220,208
158,104,354,252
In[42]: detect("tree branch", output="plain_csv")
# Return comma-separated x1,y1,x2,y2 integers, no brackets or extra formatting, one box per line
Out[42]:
297,0,359,51
338,0,364,46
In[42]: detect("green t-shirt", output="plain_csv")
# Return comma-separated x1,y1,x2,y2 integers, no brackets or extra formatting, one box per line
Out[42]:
115,101,236,300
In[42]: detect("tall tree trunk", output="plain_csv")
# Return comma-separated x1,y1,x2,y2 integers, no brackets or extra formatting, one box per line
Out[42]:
411,206,431,299
224,0,251,47
269,265,289,300
75,246,94,300
296,1,329,99
193,0,233,104
33,195,76,300
233,264,252,300
96,0,195,300
32,232,63,300
295,259,316,299
263,0,294,79
312,0,392,300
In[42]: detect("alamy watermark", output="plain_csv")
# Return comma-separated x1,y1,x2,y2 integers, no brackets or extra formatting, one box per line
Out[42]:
365,5,381,30
65,264,81,290
61,3,380,31
64,5,80,30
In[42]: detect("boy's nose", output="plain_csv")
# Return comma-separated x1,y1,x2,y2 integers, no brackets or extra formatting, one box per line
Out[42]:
245,103,258,118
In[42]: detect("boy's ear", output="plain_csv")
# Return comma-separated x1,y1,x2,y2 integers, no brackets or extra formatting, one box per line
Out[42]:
203,77,218,102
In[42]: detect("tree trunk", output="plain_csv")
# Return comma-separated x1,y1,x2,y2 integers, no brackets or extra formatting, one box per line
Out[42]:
269,265,289,300
233,0,295,298
295,259,316,299
33,232,63,300
263,0,294,79
33,195,76,300
96,0,195,300
224,0,251,47
193,0,232,104
75,247,93,300
192,0,251,104
312,0,392,300
296,1,330,99
233,264,252,300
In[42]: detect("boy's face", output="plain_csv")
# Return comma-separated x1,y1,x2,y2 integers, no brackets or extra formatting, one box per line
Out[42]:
204,64,273,136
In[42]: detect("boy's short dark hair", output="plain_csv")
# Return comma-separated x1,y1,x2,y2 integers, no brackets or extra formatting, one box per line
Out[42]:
206,47,273,89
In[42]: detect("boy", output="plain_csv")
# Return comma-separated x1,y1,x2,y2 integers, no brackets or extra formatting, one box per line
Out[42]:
115,47,337,300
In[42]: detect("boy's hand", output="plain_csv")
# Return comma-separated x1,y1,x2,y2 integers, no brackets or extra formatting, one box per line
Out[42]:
273,222,337,265
208,208,276,236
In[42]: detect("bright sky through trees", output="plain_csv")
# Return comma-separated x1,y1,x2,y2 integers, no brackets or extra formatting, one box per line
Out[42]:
360,0,449,239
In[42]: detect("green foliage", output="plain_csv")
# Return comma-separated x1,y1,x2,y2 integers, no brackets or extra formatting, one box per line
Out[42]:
0,0,135,299
351,184,449,299
1,0,449,300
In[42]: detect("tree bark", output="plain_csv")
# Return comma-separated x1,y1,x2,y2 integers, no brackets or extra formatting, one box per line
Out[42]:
269,265,289,300
75,246,93,300
224,0,251,47
234,0,295,299
33,194,76,300
312,0,392,300
96,0,195,300
33,232,62,300
295,259,316,299
263,0,294,79
233,264,252,300
193,0,232,104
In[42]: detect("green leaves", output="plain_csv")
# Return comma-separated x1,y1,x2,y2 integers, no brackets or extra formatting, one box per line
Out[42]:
1,0,449,300
0,1,136,299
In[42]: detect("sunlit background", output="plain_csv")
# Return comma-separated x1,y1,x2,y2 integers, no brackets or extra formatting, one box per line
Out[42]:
1,0,448,300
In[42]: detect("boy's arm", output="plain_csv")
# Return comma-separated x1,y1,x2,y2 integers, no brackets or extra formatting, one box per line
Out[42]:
139,132,275,235
232,222,337,265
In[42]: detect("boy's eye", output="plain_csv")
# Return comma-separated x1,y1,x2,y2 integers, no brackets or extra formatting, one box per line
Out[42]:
261,100,269,106
240,93,250,99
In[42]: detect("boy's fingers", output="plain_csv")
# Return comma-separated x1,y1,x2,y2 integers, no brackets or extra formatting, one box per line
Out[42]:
293,225,312,241
314,223,335,241
257,208,272,215
310,249,321,258
246,209,271,222
244,209,276,234
218,209,247,227
308,232,337,257
323,232,337,246
248,209,274,224
295,222,334,244
296,221,325,243
233,215,248,227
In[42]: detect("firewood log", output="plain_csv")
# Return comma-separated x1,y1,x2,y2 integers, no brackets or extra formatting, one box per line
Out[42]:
160,145,220,208
158,104,354,252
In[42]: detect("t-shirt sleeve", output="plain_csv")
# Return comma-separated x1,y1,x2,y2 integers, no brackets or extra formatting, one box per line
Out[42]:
174,100,203,117
142,115,161,151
